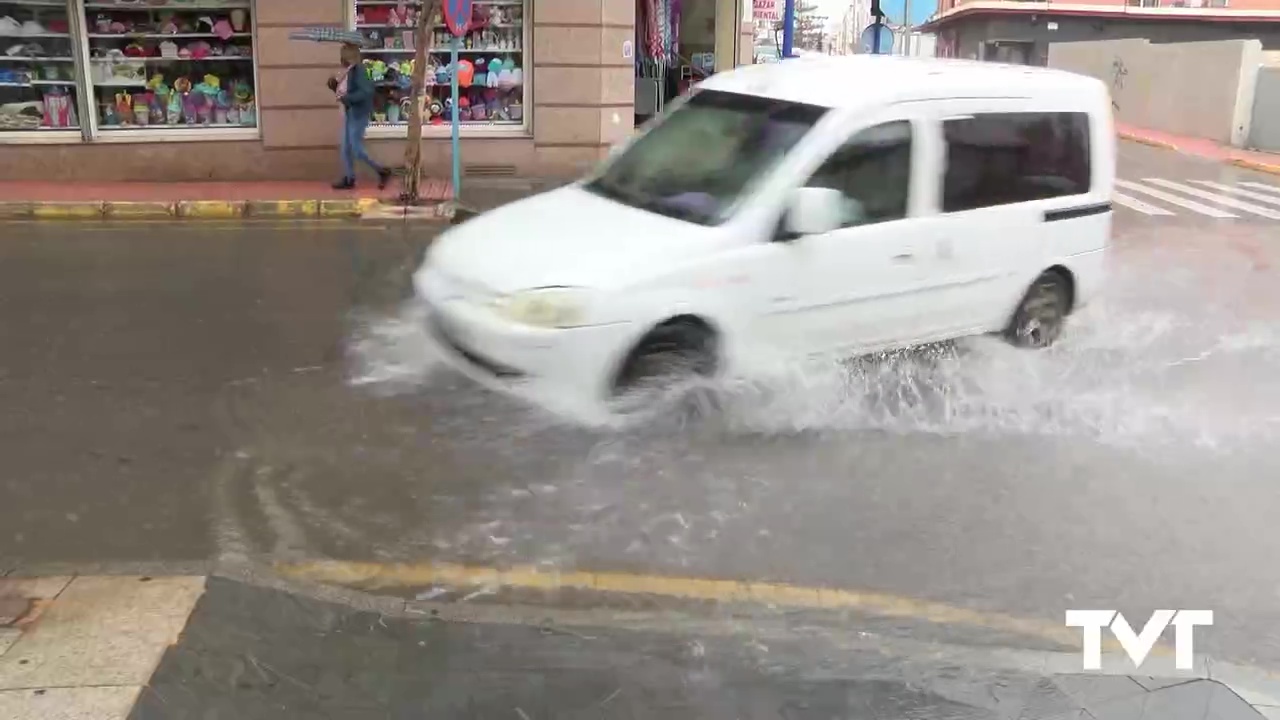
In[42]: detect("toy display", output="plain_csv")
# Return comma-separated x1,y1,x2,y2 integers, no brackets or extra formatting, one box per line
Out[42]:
354,0,524,127
85,2,256,129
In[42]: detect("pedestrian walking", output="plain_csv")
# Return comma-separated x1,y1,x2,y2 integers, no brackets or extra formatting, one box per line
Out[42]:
330,43,391,190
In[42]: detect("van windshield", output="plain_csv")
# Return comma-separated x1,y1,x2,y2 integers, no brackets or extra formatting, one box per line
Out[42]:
584,90,827,226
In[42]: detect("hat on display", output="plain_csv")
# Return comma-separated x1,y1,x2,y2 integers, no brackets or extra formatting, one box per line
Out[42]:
178,45,192,59
20,20,46,36
230,10,247,32
0,17,20,36
213,19,233,40
456,59,474,87
159,40,179,58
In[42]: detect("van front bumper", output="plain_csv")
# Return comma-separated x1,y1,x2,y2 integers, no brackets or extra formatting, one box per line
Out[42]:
424,296,637,402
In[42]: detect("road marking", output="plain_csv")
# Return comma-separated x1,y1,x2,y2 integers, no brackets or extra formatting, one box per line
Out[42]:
1190,180,1280,208
1143,178,1280,219
1112,191,1175,215
276,559,1146,654
1115,180,1238,218
1239,181,1280,197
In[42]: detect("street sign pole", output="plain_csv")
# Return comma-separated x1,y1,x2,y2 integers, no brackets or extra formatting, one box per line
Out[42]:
781,0,795,58
442,0,473,203
871,0,882,54
449,35,460,200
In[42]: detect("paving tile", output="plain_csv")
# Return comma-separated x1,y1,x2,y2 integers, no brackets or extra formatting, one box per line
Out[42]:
0,686,140,720
1209,661,1280,707
1051,674,1148,707
1206,681,1273,720
0,577,72,601
0,576,205,690
1254,705,1280,720
1131,675,1196,691
0,629,19,657
1045,650,1209,679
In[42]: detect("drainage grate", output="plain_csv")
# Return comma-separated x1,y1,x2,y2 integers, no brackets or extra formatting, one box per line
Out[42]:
464,164,518,177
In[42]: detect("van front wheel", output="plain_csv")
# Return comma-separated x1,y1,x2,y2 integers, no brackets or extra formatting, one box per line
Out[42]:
1005,272,1070,349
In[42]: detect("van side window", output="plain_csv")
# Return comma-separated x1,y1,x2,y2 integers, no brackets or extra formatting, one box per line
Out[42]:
942,112,1091,213
805,120,912,228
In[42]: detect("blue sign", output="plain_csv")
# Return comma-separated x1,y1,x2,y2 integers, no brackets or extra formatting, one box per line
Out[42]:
443,0,474,37
859,24,894,55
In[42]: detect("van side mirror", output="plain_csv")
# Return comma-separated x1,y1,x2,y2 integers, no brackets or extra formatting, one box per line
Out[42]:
783,187,848,238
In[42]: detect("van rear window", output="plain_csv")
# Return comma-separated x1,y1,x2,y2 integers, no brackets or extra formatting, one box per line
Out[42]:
942,112,1091,213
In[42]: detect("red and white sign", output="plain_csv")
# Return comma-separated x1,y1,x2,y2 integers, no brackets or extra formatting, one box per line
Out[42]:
753,0,780,21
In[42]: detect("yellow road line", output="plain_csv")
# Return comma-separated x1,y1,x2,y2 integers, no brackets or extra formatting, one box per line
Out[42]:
277,559,1152,656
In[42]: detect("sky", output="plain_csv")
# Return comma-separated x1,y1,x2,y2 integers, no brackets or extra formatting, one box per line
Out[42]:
810,0,936,28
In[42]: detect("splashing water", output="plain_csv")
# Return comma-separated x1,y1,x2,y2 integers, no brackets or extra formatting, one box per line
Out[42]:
345,291,1280,450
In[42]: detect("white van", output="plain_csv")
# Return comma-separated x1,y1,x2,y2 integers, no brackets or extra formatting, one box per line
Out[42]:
414,56,1113,407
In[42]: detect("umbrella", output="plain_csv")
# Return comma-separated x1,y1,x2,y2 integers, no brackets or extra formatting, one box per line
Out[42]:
289,27,370,46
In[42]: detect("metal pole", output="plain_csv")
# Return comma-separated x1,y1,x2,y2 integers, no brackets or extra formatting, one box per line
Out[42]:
449,34,461,201
902,0,912,56
782,0,796,58
872,16,881,54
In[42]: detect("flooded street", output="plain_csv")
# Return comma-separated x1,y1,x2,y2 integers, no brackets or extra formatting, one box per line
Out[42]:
4,143,1280,675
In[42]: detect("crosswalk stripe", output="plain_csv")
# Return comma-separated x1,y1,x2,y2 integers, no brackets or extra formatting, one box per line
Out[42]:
1239,181,1280,197
1143,178,1280,219
1190,180,1280,207
1115,179,1238,218
1112,191,1175,216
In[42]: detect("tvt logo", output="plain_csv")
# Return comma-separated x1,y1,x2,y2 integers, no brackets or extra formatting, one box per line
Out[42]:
1066,610,1213,670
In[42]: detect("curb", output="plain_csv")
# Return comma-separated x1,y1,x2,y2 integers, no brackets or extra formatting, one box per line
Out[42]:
1119,130,1280,177
1230,157,1280,176
0,197,430,221
1118,130,1180,152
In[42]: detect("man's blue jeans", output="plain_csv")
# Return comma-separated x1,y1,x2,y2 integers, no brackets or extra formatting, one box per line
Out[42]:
341,113,383,180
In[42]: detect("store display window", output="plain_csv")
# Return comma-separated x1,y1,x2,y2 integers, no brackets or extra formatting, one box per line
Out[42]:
353,0,525,131
0,0,81,133
82,0,256,132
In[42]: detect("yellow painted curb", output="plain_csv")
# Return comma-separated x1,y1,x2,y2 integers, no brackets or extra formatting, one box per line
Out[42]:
1230,157,1280,176
319,198,378,218
276,559,1158,656
244,200,321,218
0,201,34,219
1117,131,1179,152
175,200,246,219
103,201,177,219
31,202,105,219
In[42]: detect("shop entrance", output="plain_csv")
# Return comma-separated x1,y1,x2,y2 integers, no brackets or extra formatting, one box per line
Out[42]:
634,0,741,126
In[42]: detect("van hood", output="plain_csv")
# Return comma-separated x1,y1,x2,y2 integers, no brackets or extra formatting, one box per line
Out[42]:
420,186,720,294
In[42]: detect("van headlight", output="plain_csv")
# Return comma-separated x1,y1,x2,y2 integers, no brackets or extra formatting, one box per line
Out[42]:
492,287,591,328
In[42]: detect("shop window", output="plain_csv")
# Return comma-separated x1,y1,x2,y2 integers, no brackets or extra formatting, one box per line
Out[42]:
82,0,257,132
353,0,525,130
0,0,81,133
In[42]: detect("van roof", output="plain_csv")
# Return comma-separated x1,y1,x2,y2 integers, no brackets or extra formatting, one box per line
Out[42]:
698,55,1107,110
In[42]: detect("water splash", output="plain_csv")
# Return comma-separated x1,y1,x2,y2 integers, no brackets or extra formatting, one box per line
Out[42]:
345,294,1280,450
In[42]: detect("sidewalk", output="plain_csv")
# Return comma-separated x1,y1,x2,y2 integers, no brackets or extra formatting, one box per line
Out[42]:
4,572,1280,719
1117,122,1280,176
0,178,454,221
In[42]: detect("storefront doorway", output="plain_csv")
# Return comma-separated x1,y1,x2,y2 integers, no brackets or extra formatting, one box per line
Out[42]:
634,0,742,126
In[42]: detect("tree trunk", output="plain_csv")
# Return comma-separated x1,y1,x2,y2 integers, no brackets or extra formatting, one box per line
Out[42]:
401,0,441,204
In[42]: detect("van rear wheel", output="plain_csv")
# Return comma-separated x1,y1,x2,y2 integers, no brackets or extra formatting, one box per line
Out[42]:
1006,272,1070,349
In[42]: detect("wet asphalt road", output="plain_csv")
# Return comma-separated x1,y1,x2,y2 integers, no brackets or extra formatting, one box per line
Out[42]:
3,143,1280,668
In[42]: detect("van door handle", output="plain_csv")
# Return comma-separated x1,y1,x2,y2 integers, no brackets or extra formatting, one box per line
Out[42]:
892,253,915,262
